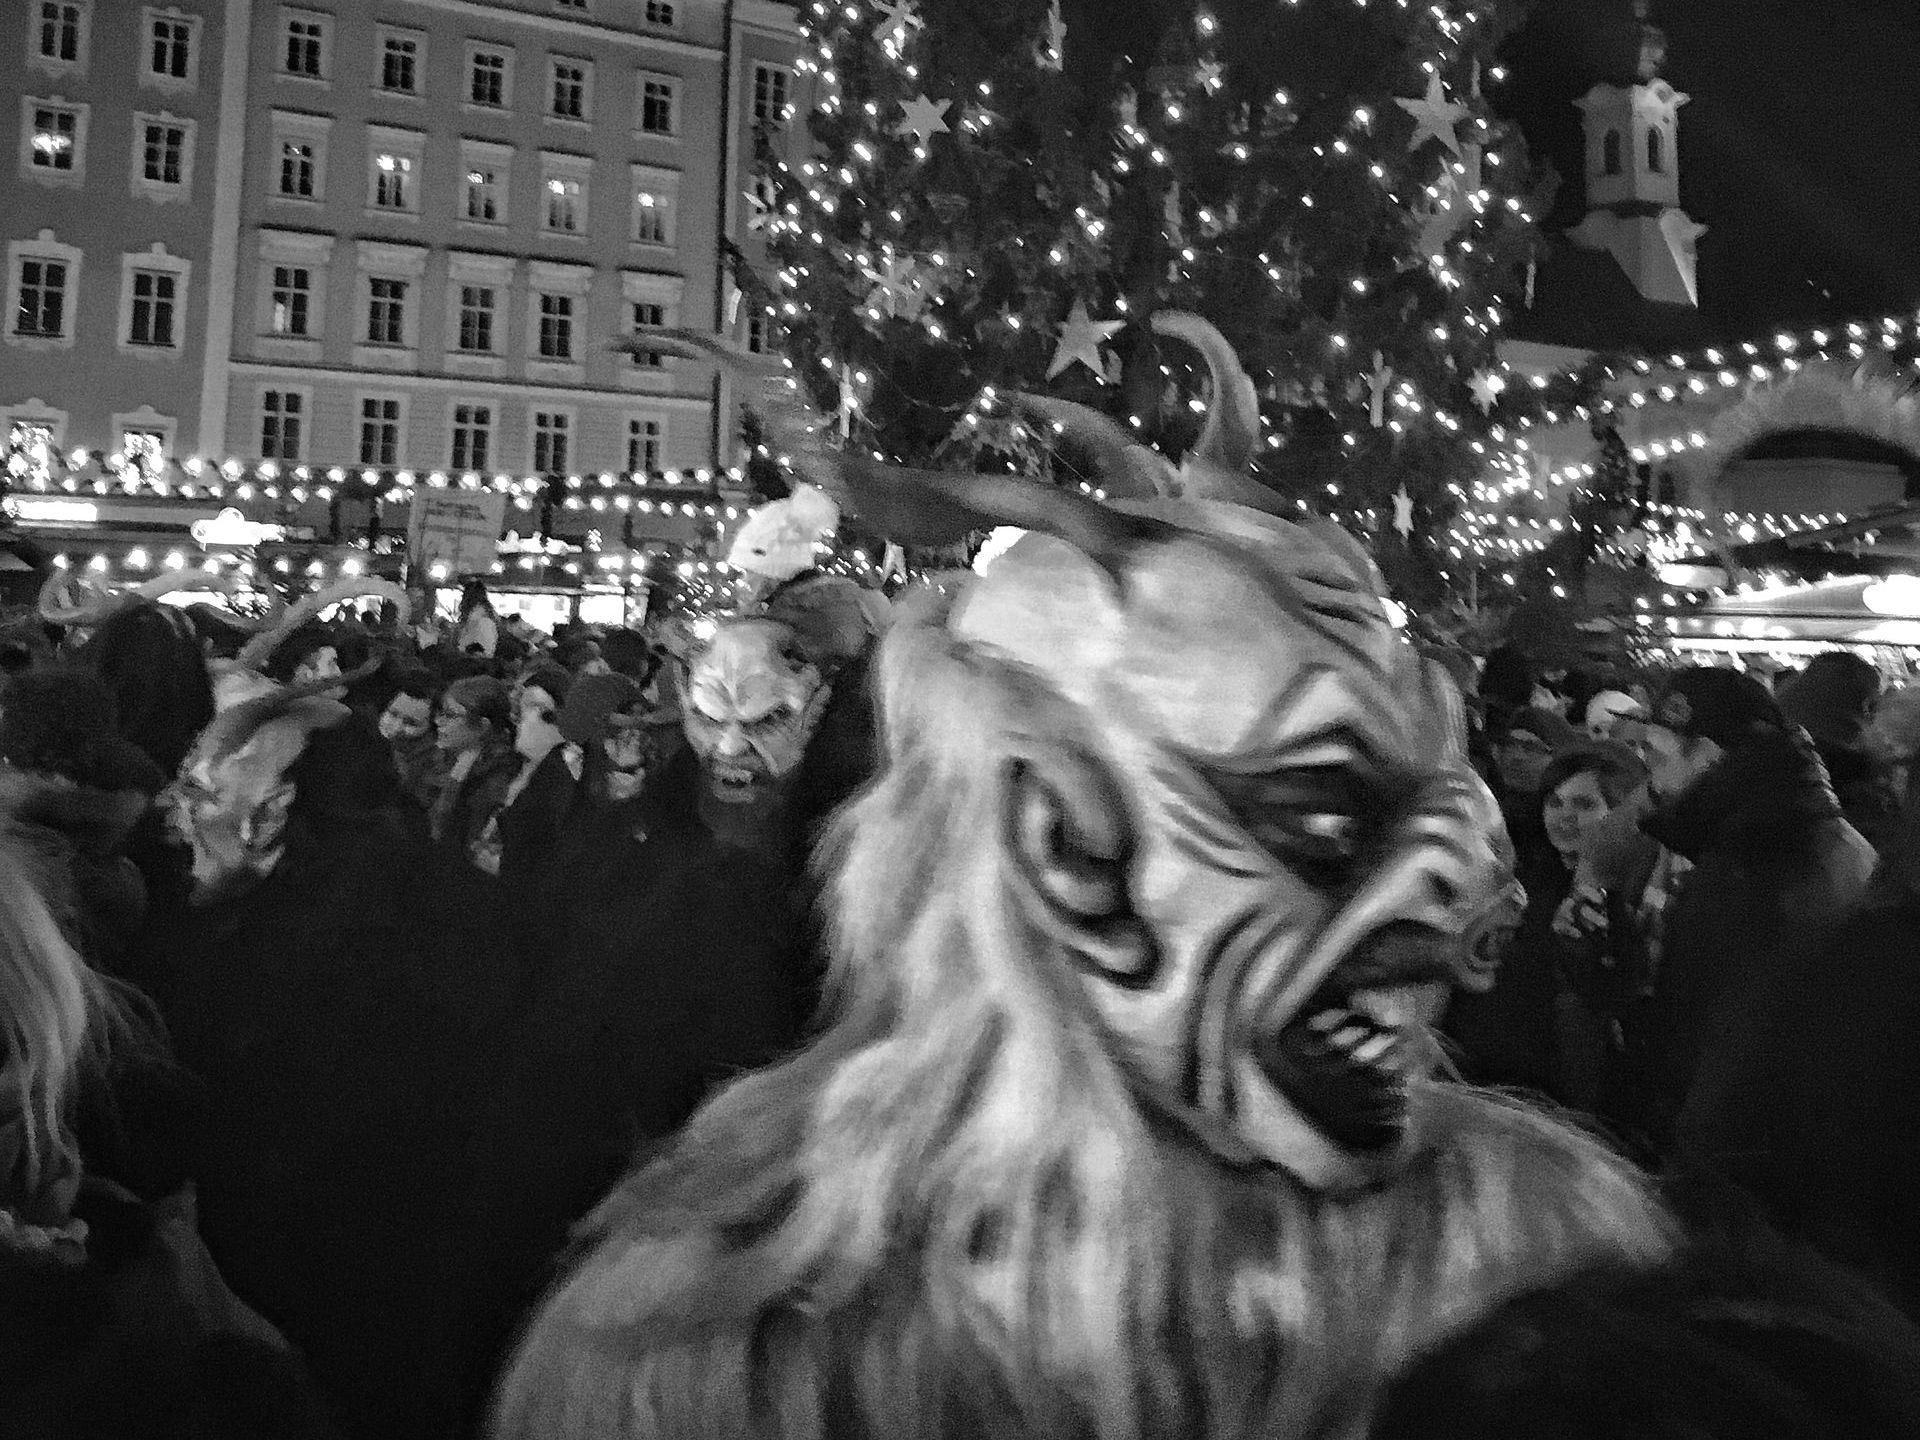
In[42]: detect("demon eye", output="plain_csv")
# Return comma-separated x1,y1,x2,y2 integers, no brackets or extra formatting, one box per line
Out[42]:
1207,765,1384,888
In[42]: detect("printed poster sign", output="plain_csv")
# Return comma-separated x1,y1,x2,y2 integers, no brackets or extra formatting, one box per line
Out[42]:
407,489,507,580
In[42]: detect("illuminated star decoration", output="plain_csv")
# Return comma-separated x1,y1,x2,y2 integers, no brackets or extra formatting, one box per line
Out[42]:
1392,485,1415,537
894,93,952,146
864,255,926,320
1047,299,1126,382
875,0,923,52
1396,72,1468,158
1195,58,1225,93
1468,368,1505,414
1037,0,1066,72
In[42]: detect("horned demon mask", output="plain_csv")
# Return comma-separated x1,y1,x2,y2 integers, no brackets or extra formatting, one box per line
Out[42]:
655,318,1512,1189
681,619,828,803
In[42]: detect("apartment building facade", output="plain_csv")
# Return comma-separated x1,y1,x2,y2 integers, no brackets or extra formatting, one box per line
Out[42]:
1,0,800,475
1,0,247,459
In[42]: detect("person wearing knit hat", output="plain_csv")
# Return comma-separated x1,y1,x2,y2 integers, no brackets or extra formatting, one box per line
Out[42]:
1627,664,1877,1171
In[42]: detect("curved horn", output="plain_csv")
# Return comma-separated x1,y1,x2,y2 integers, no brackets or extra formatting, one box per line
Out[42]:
38,569,125,626
838,457,1168,579
1009,394,1178,501
1151,312,1262,478
235,577,409,671
623,328,845,498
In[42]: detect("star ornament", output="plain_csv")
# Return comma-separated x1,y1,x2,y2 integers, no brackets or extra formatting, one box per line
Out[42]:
1396,73,1468,158
863,255,925,320
1392,485,1415,537
894,94,952,145
1469,368,1506,414
1037,0,1067,72
875,0,923,52
1048,299,1125,381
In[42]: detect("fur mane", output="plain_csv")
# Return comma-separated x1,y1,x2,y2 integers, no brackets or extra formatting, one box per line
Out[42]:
496,604,1676,1440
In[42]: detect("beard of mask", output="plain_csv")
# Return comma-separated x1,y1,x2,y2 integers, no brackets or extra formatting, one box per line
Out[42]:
681,620,827,806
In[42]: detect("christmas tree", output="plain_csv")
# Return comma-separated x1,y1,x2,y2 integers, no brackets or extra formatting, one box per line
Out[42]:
753,0,1558,597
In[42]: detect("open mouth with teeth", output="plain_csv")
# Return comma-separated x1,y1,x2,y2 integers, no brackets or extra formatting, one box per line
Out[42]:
707,763,763,799
1255,923,1456,1152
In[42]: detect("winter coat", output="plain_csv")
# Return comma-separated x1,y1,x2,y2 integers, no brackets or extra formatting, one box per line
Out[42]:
427,737,519,870
0,770,152,968
458,748,811,1369
135,811,525,1440
1444,846,1574,1099
1638,726,1875,1164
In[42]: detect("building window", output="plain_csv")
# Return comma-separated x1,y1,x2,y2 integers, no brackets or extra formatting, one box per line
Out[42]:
644,1,674,25
139,119,188,186
28,103,81,174
121,428,167,468
628,301,665,365
269,265,310,335
359,396,402,466
463,166,501,222
14,258,68,339
626,416,663,472
1602,129,1621,177
752,64,789,128
746,309,772,355
456,285,494,352
555,0,588,9
127,269,177,347
638,75,676,135
145,10,196,84
536,293,573,359
451,404,491,470
281,10,328,80
260,390,303,460
367,277,407,344
544,175,584,233
1647,126,1664,174
631,188,671,245
468,45,510,107
379,31,421,94
532,410,569,474
37,3,84,64
372,151,415,210
279,139,316,197
549,58,589,120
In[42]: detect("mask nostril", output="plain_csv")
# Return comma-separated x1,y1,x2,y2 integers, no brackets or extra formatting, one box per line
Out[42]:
1429,872,1462,908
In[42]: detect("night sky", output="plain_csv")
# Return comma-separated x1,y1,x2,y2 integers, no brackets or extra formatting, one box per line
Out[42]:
1496,0,1920,340
1076,0,1920,345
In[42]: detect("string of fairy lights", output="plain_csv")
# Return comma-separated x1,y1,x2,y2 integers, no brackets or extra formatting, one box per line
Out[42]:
769,0,1540,495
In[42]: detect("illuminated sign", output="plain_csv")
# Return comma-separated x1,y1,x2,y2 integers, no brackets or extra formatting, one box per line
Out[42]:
190,507,287,548
7,498,100,525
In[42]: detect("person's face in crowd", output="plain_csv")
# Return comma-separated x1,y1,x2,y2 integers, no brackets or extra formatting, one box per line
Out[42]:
602,707,651,775
1493,728,1553,796
682,621,825,804
1642,723,1721,803
515,685,564,764
1610,717,1654,766
436,695,486,754
293,645,345,698
1543,770,1612,863
1530,683,1569,718
378,691,433,744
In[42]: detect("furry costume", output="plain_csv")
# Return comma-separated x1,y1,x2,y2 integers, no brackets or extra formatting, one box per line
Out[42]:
499,321,1676,1439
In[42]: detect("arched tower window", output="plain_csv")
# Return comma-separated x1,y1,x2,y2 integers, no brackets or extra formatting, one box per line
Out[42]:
1647,126,1664,173
1602,129,1622,176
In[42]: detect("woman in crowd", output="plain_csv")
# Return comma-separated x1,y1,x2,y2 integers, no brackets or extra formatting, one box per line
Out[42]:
493,666,575,901
427,676,518,874
1446,740,1646,1103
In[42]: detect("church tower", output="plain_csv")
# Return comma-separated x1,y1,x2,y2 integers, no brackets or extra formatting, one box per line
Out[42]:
1566,3,1706,307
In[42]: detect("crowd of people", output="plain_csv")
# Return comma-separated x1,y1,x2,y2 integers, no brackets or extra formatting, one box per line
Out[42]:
6,529,1920,1437
0,571,880,1438
1445,644,1920,1311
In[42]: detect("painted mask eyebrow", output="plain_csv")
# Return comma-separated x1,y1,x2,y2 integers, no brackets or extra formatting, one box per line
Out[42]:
1209,664,1400,775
